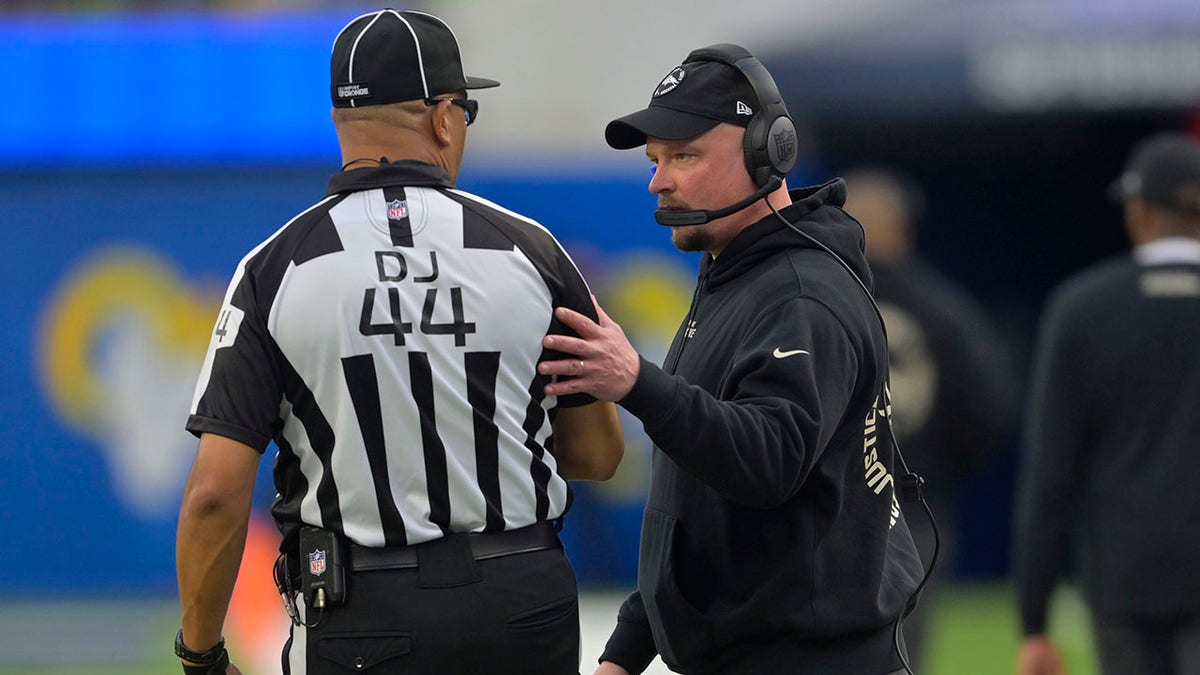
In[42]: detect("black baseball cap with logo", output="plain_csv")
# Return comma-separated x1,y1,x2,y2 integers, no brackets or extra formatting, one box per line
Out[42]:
1109,132,1200,216
330,9,499,109
605,58,759,149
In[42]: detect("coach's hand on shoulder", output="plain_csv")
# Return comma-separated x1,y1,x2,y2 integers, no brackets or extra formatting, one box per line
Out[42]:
540,296,640,403
593,661,631,675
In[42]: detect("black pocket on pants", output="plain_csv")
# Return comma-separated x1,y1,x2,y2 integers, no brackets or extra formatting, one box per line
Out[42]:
507,595,577,631
317,631,411,671
503,585,579,674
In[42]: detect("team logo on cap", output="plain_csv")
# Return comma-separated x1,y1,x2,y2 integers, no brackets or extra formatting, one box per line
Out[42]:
308,549,327,576
653,67,686,97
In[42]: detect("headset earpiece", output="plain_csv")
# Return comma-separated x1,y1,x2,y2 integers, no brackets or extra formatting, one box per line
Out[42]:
763,115,798,181
744,124,767,188
683,43,798,189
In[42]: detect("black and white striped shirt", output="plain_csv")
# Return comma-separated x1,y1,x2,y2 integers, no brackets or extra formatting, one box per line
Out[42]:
187,160,596,550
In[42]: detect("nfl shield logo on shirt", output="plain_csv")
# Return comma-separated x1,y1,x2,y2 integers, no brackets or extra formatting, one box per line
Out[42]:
387,199,408,220
308,549,326,576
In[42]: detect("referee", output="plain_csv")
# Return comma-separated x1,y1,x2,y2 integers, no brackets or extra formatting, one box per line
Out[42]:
175,9,624,675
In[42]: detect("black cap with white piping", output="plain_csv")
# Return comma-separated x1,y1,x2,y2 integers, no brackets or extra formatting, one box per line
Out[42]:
330,8,499,109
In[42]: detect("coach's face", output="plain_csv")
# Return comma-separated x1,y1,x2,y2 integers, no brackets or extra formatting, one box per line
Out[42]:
646,123,758,257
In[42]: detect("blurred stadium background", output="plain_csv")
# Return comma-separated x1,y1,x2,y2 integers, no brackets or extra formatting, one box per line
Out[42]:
2,0,1197,672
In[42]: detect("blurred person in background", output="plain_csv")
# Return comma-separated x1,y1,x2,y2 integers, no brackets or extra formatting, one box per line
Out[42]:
1014,131,1200,675
539,43,925,675
842,167,1019,670
175,8,623,675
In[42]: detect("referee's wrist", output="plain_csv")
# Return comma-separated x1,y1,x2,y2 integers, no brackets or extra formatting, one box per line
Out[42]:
175,628,228,673
180,650,230,675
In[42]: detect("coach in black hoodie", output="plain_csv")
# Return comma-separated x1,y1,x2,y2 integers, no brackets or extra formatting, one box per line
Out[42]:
540,44,925,675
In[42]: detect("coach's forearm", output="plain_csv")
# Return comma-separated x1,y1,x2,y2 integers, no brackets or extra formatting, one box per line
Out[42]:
176,434,260,653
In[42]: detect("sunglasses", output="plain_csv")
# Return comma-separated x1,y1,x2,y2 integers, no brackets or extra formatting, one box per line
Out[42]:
424,97,479,126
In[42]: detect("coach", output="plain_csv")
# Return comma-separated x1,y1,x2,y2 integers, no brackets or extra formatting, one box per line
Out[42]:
175,9,623,674
1015,132,1200,675
540,44,925,674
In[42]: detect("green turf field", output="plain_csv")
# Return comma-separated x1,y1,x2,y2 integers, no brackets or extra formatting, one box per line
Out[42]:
920,583,1098,675
0,583,1098,675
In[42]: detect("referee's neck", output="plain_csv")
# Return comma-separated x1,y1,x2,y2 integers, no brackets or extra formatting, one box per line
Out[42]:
336,126,448,175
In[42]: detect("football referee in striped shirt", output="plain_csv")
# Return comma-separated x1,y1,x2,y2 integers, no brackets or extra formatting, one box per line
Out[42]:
175,9,624,675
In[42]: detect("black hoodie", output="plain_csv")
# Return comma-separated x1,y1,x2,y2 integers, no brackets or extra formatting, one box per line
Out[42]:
600,180,925,674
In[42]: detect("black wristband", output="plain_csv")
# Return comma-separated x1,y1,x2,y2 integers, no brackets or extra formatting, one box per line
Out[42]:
182,649,229,675
175,628,227,665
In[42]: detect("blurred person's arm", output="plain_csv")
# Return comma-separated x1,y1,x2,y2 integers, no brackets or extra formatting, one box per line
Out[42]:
1017,635,1065,675
936,283,1020,473
551,400,624,480
1013,287,1089,643
909,260,1020,477
177,432,258,672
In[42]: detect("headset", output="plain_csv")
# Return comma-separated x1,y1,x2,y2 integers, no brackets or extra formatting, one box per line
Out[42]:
654,44,799,226
658,42,937,675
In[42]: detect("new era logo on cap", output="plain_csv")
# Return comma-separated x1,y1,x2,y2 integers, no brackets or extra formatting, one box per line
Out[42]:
736,101,753,115
330,9,499,108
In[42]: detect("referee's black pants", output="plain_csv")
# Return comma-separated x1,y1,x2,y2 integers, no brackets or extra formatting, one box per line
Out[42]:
282,537,580,674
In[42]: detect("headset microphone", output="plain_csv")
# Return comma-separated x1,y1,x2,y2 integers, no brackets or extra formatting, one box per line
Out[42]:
654,176,783,226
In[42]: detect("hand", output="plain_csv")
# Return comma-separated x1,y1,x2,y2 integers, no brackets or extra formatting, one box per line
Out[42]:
1017,635,1065,675
540,296,640,402
594,661,631,675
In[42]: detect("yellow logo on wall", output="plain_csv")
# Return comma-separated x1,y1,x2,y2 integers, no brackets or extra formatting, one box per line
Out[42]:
38,247,221,518
595,254,693,502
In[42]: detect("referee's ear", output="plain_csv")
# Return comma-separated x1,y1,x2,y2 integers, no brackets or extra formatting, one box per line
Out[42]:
429,100,455,148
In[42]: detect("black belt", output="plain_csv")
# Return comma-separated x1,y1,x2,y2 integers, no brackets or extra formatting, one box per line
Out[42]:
349,522,559,572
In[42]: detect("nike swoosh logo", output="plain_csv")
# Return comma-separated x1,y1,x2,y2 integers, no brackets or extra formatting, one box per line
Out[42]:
773,348,811,358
